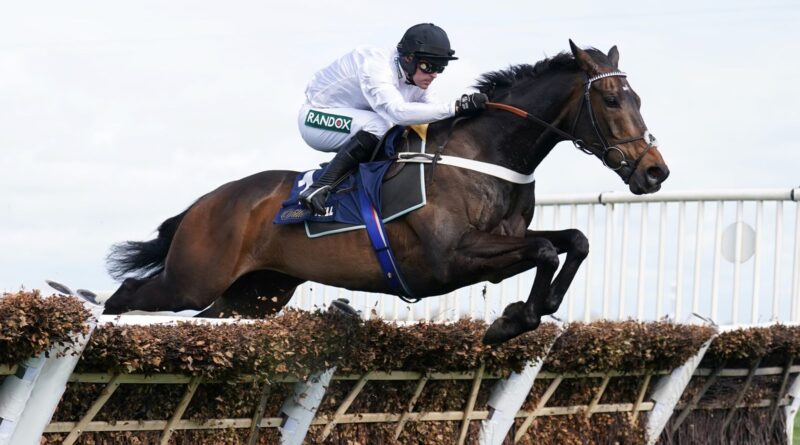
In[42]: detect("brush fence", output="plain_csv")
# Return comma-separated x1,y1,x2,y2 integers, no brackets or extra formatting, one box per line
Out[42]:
0,315,798,445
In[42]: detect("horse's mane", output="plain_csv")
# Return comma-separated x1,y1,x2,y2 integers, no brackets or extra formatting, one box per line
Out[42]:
475,49,606,100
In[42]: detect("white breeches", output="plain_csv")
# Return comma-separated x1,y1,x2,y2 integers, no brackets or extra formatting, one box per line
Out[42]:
297,104,392,152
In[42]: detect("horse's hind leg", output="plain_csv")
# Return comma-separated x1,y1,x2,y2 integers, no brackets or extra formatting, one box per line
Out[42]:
104,264,254,315
103,274,209,314
103,277,145,314
196,270,305,318
104,192,272,315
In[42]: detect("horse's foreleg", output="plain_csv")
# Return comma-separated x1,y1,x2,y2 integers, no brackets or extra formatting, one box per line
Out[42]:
524,228,589,316
452,232,561,344
463,229,588,344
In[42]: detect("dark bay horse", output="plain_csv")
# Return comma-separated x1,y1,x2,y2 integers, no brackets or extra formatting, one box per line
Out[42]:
105,41,669,344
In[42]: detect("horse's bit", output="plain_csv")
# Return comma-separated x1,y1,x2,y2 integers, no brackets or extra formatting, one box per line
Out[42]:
487,71,658,184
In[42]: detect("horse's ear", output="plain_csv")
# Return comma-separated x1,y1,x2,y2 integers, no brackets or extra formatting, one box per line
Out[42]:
569,39,600,75
608,45,620,68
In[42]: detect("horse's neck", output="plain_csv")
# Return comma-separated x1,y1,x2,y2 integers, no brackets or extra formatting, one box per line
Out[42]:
518,75,582,170
449,72,580,175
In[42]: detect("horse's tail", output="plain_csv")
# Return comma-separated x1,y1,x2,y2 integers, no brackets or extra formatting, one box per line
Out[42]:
106,207,191,281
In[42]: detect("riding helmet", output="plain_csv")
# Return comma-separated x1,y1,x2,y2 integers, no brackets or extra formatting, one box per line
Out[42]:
397,23,457,78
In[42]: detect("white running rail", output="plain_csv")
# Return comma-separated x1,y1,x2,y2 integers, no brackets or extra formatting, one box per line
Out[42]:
288,188,800,326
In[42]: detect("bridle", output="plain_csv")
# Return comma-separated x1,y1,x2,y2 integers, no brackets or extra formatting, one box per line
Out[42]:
486,71,658,184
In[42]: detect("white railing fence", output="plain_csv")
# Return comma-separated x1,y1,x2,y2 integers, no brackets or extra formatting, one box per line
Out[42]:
288,188,800,326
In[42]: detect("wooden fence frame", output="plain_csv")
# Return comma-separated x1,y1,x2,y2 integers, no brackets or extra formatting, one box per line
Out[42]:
2,318,800,444
4,361,798,444
39,369,662,443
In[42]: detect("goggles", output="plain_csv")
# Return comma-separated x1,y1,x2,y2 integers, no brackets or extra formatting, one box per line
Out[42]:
417,59,446,74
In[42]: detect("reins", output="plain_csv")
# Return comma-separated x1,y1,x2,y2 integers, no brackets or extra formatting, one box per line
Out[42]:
427,116,470,182
484,71,658,184
486,101,582,147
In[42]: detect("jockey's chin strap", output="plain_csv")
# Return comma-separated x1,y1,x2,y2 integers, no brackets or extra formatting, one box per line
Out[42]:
485,71,658,184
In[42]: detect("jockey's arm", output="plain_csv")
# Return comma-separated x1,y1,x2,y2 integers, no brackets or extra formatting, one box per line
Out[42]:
359,61,454,126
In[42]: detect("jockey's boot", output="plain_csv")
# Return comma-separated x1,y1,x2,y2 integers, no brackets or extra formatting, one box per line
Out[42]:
300,130,379,215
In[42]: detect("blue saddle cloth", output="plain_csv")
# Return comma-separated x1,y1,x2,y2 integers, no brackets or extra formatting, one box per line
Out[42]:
273,126,417,231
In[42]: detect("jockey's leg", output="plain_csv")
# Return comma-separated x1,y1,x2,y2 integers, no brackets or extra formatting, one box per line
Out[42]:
296,106,389,215
298,130,378,214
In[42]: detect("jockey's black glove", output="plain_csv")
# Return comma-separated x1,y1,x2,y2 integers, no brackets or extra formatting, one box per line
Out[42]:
455,93,488,117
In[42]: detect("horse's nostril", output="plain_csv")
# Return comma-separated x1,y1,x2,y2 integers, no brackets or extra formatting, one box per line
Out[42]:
646,166,668,185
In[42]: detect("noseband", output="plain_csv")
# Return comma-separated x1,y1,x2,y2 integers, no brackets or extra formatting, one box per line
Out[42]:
486,71,658,184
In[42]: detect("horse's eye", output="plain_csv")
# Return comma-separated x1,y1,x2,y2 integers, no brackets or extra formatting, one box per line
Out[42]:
604,96,620,108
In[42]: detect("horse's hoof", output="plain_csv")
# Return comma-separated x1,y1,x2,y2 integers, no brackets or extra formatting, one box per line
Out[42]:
329,298,360,318
484,303,526,345
102,304,125,315
483,316,521,345
502,301,525,317
483,305,543,345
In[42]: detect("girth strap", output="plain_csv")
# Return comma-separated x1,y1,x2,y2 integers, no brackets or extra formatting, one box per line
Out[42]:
396,152,535,184
356,182,419,302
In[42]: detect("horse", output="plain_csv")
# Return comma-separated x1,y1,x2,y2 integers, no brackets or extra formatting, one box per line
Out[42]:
104,41,669,344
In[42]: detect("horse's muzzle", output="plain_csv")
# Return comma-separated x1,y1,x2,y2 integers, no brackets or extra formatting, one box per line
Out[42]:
629,164,670,195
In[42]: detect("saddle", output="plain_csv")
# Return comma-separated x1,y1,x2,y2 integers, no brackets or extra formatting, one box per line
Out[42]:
273,125,429,238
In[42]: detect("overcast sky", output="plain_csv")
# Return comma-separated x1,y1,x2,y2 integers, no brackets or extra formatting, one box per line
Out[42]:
1,1,798,293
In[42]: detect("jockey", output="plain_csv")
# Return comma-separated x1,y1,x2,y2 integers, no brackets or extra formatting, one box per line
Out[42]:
297,23,488,215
